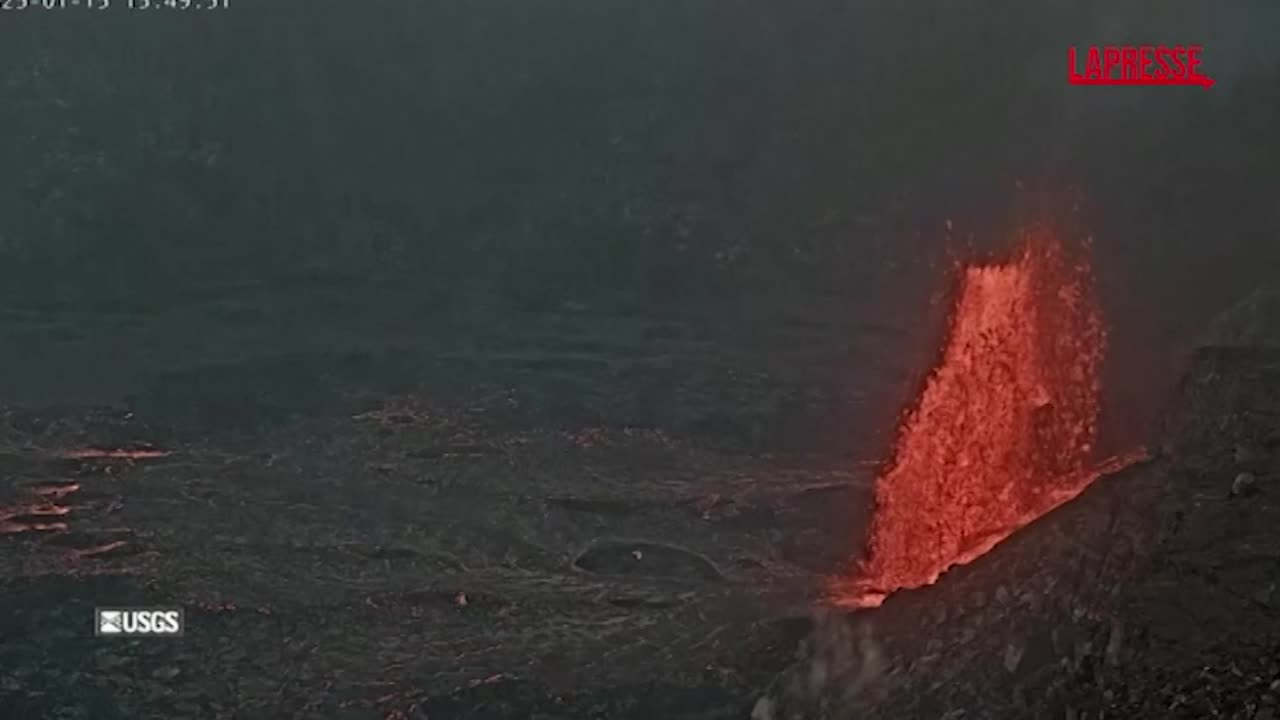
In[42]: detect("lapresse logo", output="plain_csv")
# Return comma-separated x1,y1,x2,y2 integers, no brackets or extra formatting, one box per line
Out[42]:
1067,44,1215,88
95,607,184,637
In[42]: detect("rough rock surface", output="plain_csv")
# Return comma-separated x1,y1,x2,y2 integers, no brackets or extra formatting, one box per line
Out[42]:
760,345,1280,719
1200,285,1280,347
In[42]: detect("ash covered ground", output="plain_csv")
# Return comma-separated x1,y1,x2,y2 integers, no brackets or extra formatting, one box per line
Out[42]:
0,304,886,719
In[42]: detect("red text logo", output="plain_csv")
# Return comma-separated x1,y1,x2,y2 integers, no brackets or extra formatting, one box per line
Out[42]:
1068,45,1215,88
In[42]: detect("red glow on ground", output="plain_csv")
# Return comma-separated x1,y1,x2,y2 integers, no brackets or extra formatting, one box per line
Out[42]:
61,447,171,460
832,229,1145,608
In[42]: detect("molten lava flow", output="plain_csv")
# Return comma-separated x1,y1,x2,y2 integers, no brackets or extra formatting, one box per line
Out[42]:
834,230,1145,608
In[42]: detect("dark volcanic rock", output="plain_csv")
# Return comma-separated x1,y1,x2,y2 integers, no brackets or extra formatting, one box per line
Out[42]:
1200,285,1280,348
573,539,724,582
757,346,1280,720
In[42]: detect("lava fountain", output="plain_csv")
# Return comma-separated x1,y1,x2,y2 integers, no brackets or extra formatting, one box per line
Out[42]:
832,228,1147,609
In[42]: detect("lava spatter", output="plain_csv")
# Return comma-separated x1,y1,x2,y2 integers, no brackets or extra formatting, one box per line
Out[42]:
834,229,1142,608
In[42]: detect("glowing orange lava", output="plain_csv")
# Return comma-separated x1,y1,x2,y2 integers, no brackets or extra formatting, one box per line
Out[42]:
833,229,1146,608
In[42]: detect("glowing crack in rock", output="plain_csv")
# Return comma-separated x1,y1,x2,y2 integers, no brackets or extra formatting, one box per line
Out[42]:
60,447,171,461
832,229,1147,609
